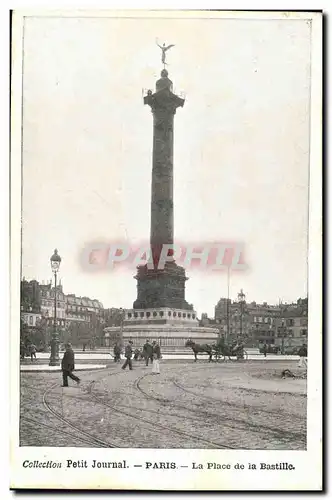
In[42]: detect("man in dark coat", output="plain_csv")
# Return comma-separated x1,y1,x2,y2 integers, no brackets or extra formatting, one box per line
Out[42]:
122,340,133,370
143,339,153,366
113,343,121,363
29,343,37,362
61,343,81,387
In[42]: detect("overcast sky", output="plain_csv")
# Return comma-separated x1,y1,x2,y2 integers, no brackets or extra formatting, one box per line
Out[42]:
21,14,311,316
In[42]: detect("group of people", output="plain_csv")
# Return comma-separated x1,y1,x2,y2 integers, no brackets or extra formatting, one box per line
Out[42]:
21,337,308,389
115,339,161,374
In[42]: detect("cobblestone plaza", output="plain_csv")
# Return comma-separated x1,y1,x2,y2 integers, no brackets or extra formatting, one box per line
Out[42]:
20,359,306,450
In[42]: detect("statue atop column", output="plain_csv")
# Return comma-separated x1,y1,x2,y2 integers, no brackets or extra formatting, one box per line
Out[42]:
156,41,175,67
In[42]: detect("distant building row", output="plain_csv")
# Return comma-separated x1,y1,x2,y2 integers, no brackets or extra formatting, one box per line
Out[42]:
21,278,308,349
201,296,308,347
20,279,124,347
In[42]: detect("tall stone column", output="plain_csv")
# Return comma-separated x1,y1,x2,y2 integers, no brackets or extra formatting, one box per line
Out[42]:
146,69,184,263
133,69,192,311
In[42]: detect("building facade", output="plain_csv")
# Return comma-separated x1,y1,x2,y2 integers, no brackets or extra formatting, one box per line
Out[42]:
215,296,307,347
21,279,105,348
21,279,41,313
65,294,103,326
275,298,308,349
214,297,252,343
21,311,42,327
39,282,67,328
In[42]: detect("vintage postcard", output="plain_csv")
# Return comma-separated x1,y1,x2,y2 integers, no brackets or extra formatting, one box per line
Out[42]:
10,10,322,491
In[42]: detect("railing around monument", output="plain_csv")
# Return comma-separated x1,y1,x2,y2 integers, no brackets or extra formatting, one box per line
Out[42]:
127,337,215,350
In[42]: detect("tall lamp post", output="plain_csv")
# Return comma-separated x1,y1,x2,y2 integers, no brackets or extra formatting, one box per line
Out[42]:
117,307,125,346
226,265,231,341
238,288,246,339
278,320,290,355
49,249,61,366
119,307,124,333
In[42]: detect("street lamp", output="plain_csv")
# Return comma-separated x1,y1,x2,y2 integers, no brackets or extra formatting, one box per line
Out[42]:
49,249,61,366
119,307,125,336
278,320,290,355
238,289,246,339
226,265,231,341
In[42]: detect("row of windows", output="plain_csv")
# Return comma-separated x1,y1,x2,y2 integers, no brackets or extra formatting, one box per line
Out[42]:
42,300,65,308
67,305,97,312
253,316,273,324
51,310,65,319
41,298,100,311
41,292,64,300
46,318,66,326
66,314,90,321
43,309,65,319
127,311,196,320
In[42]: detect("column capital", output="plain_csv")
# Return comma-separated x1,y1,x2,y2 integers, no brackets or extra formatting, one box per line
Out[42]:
144,88,184,115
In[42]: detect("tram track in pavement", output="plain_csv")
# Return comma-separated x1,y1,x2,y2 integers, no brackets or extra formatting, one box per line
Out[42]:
86,370,231,449
42,382,118,448
20,415,109,448
21,369,205,448
172,379,306,420
20,364,210,448
135,373,306,445
21,367,123,448
23,366,201,448
20,362,306,448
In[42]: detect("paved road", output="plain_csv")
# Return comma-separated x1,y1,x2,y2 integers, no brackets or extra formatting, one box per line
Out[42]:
20,360,306,449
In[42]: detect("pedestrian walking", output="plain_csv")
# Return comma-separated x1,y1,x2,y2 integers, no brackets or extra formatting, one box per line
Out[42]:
151,341,161,375
61,343,81,387
122,340,133,370
143,339,153,366
262,342,268,358
298,343,308,369
29,343,37,362
113,343,121,363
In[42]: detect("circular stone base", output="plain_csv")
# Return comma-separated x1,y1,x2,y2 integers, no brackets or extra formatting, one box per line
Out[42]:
105,324,219,350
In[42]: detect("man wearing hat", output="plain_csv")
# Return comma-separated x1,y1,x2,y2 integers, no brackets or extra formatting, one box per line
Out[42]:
143,339,153,366
122,340,134,370
61,342,81,387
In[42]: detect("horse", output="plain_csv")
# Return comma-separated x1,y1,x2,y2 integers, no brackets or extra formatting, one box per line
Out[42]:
185,339,213,362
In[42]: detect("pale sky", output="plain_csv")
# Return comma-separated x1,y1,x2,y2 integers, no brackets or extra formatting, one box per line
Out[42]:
21,14,311,316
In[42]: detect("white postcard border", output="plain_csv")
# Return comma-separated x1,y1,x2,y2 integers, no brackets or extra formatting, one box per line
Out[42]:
10,9,322,491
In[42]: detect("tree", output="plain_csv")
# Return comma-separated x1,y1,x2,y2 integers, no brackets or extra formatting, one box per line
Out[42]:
20,318,29,345
20,316,50,351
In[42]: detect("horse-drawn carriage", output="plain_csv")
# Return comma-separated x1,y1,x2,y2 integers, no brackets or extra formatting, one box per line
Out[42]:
212,339,248,361
185,338,248,362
